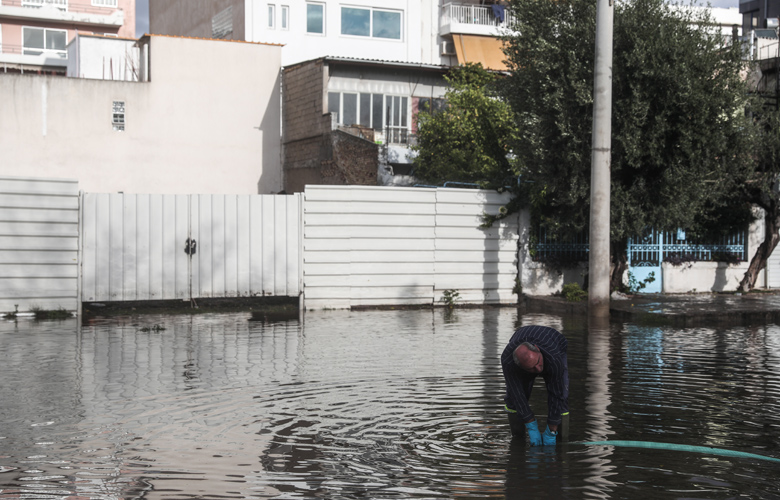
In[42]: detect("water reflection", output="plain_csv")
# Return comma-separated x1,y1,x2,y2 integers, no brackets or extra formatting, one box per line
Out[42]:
0,309,779,499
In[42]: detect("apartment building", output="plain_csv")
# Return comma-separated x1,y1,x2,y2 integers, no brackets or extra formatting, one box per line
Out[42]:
148,1,509,191
0,0,135,74
149,0,510,69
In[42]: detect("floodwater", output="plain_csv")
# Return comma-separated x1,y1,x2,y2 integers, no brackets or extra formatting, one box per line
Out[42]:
1,308,779,499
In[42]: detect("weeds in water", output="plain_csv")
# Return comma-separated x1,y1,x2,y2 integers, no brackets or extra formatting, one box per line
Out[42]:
29,306,72,319
139,324,166,333
561,282,587,302
440,289,461,309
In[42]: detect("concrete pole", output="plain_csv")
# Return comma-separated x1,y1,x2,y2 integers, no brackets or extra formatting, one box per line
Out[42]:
588,0,614,316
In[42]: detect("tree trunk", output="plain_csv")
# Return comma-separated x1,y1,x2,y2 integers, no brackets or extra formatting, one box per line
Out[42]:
739,202,780,292
610,240,628,292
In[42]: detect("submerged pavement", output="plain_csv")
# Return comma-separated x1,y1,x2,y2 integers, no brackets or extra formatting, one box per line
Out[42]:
523,291,780,327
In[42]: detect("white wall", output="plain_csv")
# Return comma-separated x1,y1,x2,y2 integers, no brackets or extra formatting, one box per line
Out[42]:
0,176,79,314
246,0,439,67
302,185,518,309
662,215,765,293
0,35,282,195
67,35,141,81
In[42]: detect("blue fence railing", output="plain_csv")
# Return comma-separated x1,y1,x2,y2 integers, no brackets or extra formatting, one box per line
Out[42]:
659,230,747,263
533,227,748,265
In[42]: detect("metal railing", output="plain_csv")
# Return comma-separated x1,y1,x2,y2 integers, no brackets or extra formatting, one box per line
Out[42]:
386,126,415,145
532,227,589,264
442,2,514,29
0,43,67,58
5,0,118,14
662,230,747,263
22,0,67,9
534,227,747,265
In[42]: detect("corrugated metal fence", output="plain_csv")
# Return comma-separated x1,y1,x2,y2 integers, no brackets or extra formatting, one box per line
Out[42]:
303,186,519,309
0,176,80,313
1,183,516,312
81,193,302,302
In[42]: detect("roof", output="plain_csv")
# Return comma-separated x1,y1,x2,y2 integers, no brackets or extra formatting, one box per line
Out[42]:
137,33,284,47
283,55,451,73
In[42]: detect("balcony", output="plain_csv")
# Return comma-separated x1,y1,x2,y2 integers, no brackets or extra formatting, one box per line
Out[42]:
440,2,515,37
0,0,124,29
0,42,68,72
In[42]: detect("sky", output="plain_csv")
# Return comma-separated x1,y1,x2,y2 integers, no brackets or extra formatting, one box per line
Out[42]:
135,0,149,38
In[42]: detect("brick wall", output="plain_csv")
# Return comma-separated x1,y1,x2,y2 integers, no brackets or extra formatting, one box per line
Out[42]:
282,59,379,192
331,130,379,186
283,59,331,192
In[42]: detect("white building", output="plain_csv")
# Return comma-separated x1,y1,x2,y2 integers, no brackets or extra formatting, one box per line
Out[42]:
149,0,511,70
0,34,284,195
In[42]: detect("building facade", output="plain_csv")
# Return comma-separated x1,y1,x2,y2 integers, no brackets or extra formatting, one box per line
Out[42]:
149,0,510,69
0,35,284,194
0,0,135,74
282,56,450,192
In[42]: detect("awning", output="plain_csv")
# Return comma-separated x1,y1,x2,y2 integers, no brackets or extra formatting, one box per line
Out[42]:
453,34,508,71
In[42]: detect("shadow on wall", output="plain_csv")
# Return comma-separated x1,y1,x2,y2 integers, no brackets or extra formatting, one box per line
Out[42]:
257,70,282,194
711,263,732,292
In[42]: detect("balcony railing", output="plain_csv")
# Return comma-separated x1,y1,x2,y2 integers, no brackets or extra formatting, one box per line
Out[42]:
441,3,514,31
22,0,67,10
3,0,119,14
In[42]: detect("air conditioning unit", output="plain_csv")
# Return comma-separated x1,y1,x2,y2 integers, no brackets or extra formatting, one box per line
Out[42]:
768,18,779,28
440,40,456,56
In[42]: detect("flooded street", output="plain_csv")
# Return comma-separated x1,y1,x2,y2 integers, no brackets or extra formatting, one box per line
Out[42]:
1,308,779,499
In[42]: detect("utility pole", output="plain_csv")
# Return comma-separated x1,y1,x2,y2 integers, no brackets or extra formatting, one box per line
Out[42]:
588,0,614,317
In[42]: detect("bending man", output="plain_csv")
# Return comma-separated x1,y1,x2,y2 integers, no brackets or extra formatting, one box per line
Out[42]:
501,325,569,446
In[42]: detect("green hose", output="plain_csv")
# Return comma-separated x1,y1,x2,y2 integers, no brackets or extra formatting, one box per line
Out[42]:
578,440,780,463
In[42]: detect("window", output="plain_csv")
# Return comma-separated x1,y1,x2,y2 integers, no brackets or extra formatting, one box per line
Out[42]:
372,10,401,39
112,101,125,132
92,0,118,7
281,5,289,30
22,27,66,57
268,4,275,29
307,3,324,34
341,7,370,36
340,7,401,40
328,91,410,142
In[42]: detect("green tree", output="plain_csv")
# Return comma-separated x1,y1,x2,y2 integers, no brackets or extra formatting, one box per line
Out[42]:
499,0,758,289
412,63,519,188
737,110,780,291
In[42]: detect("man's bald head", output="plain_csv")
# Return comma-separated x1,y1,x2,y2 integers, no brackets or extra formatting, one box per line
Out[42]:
513,342,544,374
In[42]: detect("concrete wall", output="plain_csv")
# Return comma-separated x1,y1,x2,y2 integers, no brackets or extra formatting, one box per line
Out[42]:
662,215,766,293
0,35,282,195
66,34,140,80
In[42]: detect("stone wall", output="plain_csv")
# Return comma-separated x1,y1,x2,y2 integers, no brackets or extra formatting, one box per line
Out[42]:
330,130,379,186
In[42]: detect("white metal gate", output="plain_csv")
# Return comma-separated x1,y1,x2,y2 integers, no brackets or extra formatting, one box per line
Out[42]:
81,193,302,302
0,176,80,313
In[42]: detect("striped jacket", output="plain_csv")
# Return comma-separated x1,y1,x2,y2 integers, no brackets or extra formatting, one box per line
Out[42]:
501,325,569,425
